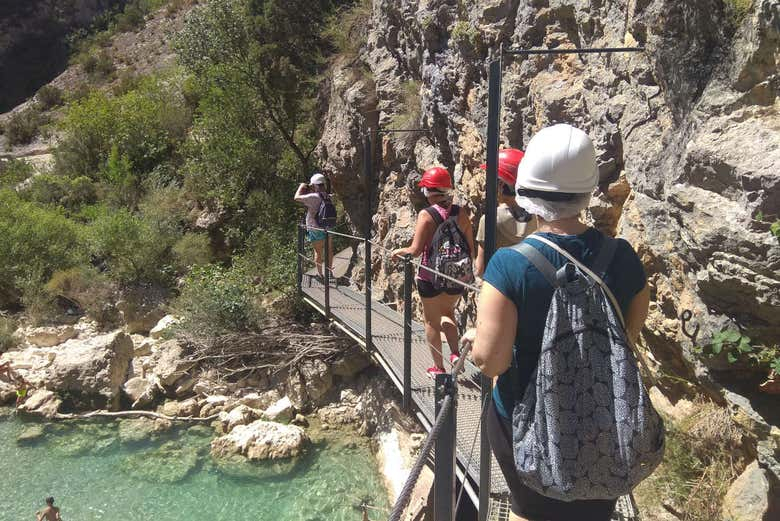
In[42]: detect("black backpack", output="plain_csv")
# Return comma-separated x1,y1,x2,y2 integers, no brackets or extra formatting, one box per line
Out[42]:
316,193,337,229
425,205,474,290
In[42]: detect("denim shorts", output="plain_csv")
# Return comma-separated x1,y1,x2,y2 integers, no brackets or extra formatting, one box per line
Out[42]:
308,229,327,242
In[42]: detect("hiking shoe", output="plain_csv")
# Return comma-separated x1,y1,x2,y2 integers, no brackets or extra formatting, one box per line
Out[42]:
426,366,446,379
449,352,460,365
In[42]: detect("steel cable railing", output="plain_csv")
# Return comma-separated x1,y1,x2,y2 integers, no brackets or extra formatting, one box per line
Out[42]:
297,222,496,521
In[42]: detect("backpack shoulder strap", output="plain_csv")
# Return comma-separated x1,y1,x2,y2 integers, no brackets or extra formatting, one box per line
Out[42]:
509,241,559,287
425,206,444,226
592,235,618,278
529,233,657,385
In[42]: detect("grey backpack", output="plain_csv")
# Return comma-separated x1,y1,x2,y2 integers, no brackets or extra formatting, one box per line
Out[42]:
510,235,665,501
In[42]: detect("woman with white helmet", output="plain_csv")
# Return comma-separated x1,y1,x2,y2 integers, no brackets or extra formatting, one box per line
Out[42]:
294,172,334,278
467,124,651,521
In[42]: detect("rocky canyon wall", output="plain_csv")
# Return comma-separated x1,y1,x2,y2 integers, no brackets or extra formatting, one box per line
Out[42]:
317,0,779,392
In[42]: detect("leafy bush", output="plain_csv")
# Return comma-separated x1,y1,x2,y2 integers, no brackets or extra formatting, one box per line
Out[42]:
45,267,118,326
138,180,191,235
87,208,176,285
78,48,115,79
56,76,191,186
173,233,213,270
0,315,18,354
20,174,97,208
694,327,780,373
234,229,296,294
0,158,34,189
36,85,64,110
0,190,87,305
174,264,261,337
4,106,46,146
322,0,372,61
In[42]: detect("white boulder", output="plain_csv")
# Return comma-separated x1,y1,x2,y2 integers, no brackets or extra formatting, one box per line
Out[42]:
210,420,308,461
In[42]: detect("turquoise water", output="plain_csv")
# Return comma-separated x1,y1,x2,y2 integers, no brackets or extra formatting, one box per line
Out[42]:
0,411,390,521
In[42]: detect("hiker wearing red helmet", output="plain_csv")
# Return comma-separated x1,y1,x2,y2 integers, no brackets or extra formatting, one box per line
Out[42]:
393,166,475,377
475,148,537,276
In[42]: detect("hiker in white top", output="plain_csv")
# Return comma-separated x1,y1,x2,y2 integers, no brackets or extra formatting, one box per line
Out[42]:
294,173,334,278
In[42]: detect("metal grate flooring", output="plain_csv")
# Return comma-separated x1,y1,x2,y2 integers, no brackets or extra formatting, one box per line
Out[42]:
302,274,638,520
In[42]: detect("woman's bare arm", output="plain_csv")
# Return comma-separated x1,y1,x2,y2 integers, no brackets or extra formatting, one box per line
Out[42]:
471,282,517,377
474,244,485,277
624,284,650,344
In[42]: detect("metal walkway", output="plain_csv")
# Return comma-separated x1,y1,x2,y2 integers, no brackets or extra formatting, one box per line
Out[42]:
300,274,508,509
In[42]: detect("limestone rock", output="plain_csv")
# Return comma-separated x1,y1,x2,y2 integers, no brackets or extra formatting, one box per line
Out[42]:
44,331,133,410
332,349,372,379
118,417,170,444
210,420,308,461
219,404,262,432
177,397,200,417
149,314,178,339
16,424,45,445
199,394,232,417
721,461,770,521
159,400,184,418
238,390,280,410
19,325,76,347
116,293,166,335
174,377,196,398
264,396,294,424
147,339,194,388
131,335,154,357
18,389,61,418
122,376,157,409
648,387,695,423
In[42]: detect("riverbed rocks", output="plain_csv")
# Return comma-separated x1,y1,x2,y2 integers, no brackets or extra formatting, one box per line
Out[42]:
264,396,293,424
45,331,133,410
17,325,76,348
123,376,158,409
721,461,771,521
16,423,45,445
210,420,308,461
149,314,179,339
145,339,194,388
18,389,61,418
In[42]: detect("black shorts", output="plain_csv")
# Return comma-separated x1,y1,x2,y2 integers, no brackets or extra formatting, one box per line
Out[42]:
487,404,618,521
415,279,464,299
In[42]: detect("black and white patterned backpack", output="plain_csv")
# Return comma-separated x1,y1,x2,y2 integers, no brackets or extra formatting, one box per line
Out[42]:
424,205,474,291
509,234,665,501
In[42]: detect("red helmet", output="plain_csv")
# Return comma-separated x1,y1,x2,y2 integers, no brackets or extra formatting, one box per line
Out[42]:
418,166,452,189
480,148,524,187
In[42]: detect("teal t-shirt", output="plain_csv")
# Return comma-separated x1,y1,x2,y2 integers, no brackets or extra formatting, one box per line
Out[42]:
482,229,647,419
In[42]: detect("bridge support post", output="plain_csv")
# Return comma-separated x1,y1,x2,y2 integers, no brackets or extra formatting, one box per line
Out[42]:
363,133,373,351
478,56,502,521
324,229,331,319
296,225,304,298
402,254,413,410
434,373,456,521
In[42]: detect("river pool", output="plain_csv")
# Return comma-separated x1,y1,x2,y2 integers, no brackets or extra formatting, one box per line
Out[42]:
0,410,389,521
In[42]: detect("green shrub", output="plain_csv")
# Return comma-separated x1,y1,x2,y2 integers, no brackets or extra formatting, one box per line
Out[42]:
20,174,97,208
0,315,18,354
36,85,64,110
4,107,46,146
725,0,753,24
174,263,261,337
138,180,191,234
0,190,87,306
56,77,190,185
77,48,115,79
88,208,177,285
234,229,296,294
450,20,480,48
45,267,118,326
116,3,146,32
173,233,213,271
322,0,372,60
694,327,780,373
0,158,34,189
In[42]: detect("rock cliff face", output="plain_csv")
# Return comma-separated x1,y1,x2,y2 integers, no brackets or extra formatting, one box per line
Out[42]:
317,0,779,386
0,0,123,112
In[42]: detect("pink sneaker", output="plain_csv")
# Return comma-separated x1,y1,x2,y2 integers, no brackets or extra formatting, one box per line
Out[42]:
449,352,460,365
426,366,446,378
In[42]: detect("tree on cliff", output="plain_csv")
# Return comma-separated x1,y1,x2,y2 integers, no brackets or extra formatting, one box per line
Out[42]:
175,0,339,178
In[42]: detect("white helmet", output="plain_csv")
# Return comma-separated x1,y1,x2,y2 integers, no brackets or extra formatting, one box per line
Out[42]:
310,173,327,185
515,124,598,194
